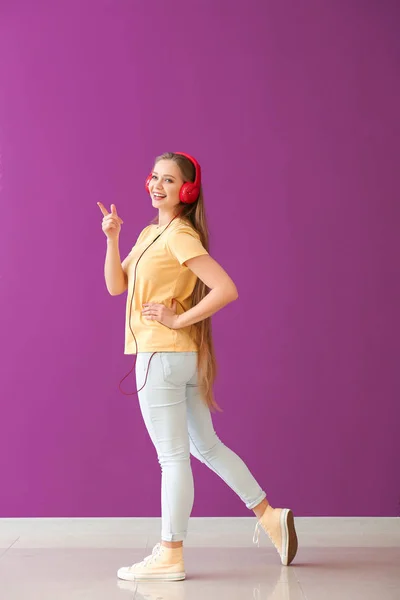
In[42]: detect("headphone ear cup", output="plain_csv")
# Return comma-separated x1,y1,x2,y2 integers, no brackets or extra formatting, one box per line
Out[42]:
145,173,152,193
180,183,200,204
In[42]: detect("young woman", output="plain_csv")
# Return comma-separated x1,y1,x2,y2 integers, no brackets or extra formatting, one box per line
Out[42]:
97,152,298,582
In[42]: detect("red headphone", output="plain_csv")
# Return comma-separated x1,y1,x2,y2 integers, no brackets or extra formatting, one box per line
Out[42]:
145,151,201,204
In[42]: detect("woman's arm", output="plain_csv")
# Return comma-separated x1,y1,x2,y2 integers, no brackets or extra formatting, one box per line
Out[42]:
104,238,128,295
176,254,238,329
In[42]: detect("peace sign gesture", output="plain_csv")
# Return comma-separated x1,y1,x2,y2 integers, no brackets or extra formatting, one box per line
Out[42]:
97,202,124,240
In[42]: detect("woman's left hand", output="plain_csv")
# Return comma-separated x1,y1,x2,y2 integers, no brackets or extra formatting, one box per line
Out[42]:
141,299,181,329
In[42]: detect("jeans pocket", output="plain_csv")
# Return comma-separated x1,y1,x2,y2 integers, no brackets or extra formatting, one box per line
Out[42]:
160,352,196,386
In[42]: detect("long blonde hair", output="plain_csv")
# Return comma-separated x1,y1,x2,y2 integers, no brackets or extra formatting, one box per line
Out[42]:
149,152,222,413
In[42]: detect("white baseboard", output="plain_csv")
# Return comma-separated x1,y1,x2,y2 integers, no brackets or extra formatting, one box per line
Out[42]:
0,517,399,549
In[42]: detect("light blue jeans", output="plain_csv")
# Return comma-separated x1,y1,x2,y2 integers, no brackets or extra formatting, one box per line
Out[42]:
135,351,267,542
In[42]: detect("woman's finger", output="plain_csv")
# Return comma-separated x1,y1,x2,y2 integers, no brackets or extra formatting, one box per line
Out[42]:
104,220,120,229
97,202,109,216
104,215,123,225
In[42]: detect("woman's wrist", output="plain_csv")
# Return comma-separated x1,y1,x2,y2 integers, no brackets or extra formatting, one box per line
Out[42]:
174,315,184,329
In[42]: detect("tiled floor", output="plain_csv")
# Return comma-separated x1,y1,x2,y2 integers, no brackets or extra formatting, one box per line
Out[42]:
0,518,399,599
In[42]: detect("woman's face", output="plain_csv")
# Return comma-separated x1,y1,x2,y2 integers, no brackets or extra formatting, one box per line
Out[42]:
149,159,184,212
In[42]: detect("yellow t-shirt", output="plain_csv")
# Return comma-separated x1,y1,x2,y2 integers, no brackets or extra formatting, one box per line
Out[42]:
123,218,209,354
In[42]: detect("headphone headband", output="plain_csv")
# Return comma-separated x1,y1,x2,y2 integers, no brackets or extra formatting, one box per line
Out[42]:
173,152,201,190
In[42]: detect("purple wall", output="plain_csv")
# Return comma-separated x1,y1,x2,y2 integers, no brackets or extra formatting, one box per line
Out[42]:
0,1,398,518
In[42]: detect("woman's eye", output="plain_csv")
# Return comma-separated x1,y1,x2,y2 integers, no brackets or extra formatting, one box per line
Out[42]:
165,178,172,183
151,175,157,180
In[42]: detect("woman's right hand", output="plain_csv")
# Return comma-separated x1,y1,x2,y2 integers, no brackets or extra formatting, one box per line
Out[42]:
97,202,124,240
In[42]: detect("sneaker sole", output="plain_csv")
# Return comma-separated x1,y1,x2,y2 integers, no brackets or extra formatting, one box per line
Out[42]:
117,571,186,582
280,509,298,566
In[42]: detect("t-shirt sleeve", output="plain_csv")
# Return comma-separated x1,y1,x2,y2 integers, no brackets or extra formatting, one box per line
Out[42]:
166,229,209,266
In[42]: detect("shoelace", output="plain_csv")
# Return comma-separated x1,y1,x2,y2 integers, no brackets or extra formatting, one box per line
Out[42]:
141,543,162,566
252,519,280,554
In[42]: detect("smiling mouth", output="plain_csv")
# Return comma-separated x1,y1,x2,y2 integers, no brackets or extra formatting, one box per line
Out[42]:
153,193,166,200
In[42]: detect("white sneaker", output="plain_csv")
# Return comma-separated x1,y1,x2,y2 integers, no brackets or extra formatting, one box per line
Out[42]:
117,543,186,581
253,506,298,566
